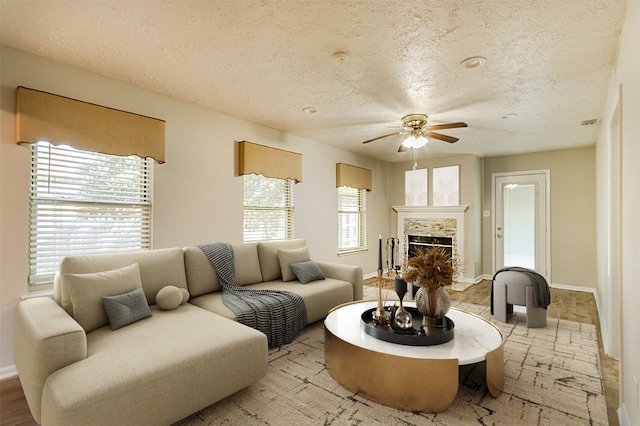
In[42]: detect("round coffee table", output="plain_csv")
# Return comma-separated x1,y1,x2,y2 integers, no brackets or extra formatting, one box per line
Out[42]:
324,300,504,413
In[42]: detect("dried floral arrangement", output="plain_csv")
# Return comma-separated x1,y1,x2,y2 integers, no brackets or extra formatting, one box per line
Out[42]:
403,246,455,290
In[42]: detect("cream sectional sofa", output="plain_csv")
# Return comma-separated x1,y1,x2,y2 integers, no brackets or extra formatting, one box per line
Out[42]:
14,239,362,426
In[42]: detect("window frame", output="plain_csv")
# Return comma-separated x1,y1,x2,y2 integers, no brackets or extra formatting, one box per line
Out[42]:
243,174,295,243
27,142,152,290
337,185,367,254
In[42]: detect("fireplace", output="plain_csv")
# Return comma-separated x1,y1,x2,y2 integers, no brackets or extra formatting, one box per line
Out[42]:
393,205,469,298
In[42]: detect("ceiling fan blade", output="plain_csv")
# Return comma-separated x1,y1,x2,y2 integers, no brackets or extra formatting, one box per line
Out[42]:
397,144,407,153
361,131,402,144
427,122,468,131
426,132,459,143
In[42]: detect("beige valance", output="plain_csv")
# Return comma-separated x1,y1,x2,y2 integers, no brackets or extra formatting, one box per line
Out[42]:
16,86,166,163
336,163,372,191
238,141,302,182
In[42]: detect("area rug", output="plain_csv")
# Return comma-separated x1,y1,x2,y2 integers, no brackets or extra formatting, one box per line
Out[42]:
175,296,608,425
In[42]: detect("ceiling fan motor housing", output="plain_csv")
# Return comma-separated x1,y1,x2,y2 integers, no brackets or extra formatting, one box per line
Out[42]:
401,114,428,130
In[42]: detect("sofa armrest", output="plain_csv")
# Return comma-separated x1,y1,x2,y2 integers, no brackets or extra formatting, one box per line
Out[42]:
315,261,363,301
14,297,87,423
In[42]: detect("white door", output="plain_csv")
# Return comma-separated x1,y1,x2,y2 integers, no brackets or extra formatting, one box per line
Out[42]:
493,171,550,281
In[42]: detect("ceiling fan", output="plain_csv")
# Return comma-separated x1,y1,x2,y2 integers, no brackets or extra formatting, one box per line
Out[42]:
362,114,468,152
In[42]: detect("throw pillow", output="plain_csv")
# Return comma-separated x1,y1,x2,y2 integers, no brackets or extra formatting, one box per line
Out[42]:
156,285,184,310
65,263,142,332
179,287,190,304
101,287,152,330
289,260,326,284
277,246,310,282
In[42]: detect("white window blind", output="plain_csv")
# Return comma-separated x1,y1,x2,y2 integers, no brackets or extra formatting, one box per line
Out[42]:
28,142,152,287
243,174,294,242
338,186,366,252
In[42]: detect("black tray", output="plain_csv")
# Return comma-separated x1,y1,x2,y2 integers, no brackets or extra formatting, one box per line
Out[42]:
361,307,454,346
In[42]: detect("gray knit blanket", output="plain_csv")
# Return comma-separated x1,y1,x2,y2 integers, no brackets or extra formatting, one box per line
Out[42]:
491,267,551,314
199,243,307,347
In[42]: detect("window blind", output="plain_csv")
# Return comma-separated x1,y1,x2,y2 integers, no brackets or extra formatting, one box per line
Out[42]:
338,186,366,251
28,142,152,287
243,174,294,242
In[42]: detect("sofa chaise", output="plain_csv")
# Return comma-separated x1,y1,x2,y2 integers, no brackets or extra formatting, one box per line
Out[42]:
14,239,363,425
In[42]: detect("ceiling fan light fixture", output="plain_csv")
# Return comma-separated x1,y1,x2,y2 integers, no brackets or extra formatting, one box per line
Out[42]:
402,133,428,149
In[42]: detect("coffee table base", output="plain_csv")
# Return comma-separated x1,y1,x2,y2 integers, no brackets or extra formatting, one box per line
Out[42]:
325,328,504,413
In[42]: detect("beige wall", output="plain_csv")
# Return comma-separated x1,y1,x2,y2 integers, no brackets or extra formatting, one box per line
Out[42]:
389,154,483,281
0,46,393,373
482,147,597,287
596,1,640,423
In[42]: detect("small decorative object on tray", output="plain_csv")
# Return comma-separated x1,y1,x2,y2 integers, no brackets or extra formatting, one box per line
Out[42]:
393,277,413,329
372,235,391,326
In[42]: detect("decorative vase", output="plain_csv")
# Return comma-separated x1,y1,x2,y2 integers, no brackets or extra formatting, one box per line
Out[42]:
415,286,451,326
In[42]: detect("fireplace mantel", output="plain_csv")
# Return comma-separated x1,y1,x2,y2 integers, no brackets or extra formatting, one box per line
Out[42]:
393,205,469,214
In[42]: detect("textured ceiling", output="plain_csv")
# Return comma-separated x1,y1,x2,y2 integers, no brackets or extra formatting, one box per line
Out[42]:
0,0,628,161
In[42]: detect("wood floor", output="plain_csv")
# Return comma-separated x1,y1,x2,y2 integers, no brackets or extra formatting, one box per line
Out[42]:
0,280,620,426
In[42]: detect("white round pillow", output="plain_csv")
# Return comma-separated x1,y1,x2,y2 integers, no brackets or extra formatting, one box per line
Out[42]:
156,285,183,311
179,287,190,304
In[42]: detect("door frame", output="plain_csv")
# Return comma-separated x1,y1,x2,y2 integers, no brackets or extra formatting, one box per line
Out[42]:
491,170,551,283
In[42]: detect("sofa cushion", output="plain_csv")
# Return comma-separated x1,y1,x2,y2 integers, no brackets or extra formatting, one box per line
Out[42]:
66,263,142,332
232,279,354,324
277,246,310,281
183,246,221,296
41,304,268,426
232,242,263,286
257,239,307,281
289,260,326,284
156,285,184,311
101,287,152,330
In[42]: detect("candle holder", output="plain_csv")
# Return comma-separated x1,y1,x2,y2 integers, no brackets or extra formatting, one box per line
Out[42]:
393,277,413,329
372,268,391,326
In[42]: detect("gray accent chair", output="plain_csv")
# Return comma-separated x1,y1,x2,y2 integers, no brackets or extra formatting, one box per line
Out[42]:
492,270,547,328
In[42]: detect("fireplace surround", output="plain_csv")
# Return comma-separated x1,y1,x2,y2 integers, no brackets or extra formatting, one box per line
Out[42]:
393,206,469,297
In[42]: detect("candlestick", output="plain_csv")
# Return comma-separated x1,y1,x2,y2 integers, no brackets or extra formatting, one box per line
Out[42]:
378,235,382,270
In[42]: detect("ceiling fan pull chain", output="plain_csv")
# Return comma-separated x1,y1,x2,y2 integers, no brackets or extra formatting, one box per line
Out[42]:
413,148,418,170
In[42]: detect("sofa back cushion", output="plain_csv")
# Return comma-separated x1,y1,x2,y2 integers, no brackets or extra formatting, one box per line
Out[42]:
183,246,222,296
232,243,263,286
184,243,263,295
66,263,143,332
257,239,307,281
56,247,187,314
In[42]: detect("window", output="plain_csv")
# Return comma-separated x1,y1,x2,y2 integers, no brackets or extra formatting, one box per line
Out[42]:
243,174,294,242
338,186,366,252
28,142,152,289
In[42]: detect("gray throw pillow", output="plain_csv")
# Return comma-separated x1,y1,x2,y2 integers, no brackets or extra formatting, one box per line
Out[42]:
102,287,152,330
289,260,325,284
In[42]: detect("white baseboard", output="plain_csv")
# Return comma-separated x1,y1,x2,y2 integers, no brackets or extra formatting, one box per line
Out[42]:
549,282,598,294
0,365,17,380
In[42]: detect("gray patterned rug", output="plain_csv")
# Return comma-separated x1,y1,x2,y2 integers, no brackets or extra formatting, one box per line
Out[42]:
175,292,608,425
